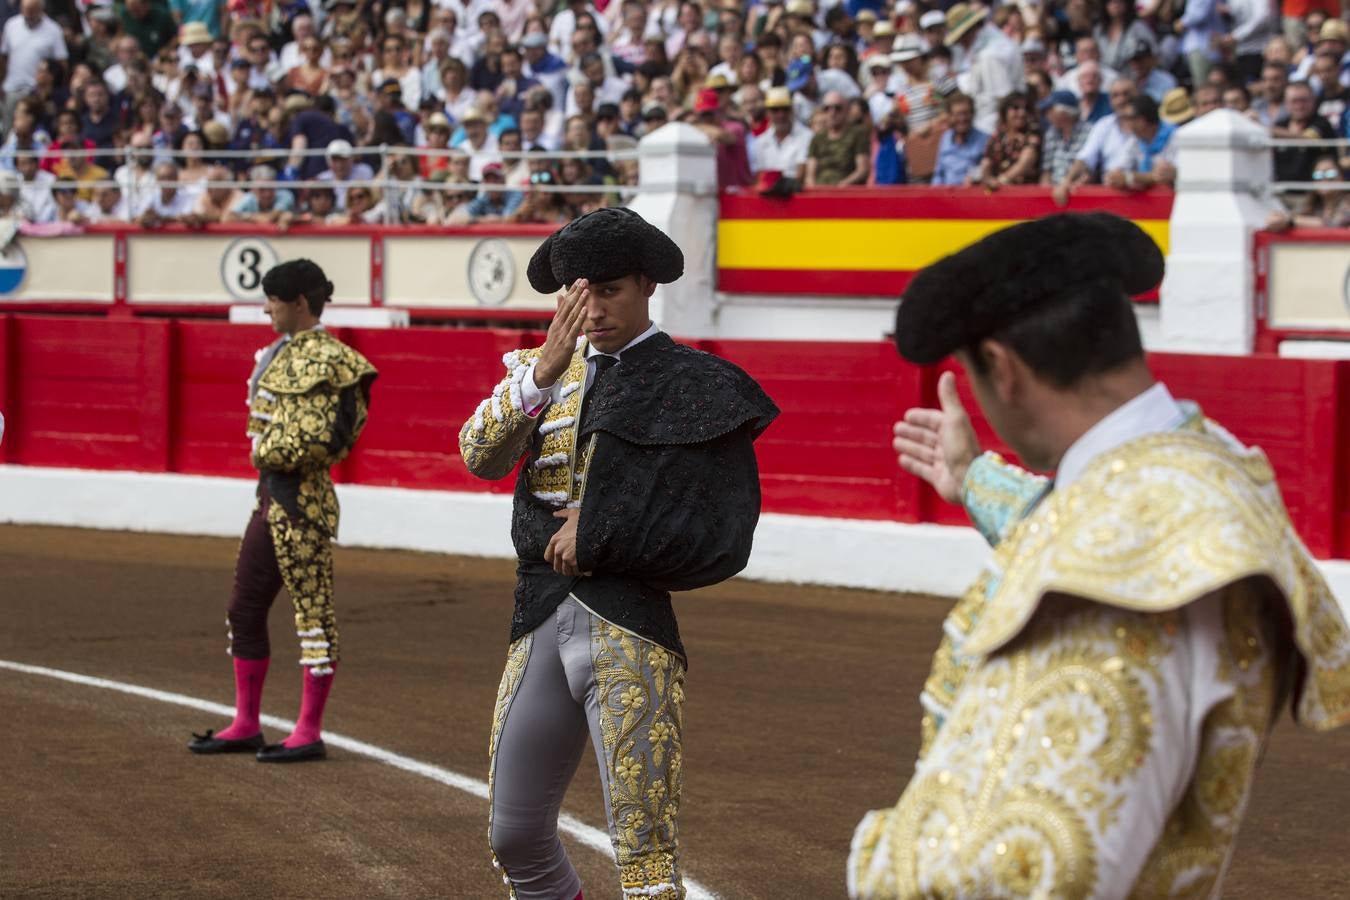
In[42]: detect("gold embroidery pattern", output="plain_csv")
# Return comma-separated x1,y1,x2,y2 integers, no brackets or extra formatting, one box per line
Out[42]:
592,620,686,899
957,428,1350,732
854,421,1332,900
850,606,1171,899
527,349,589,505
486,634,533,899
249,331,374,536
459,346,547,481
269,512,337,673
458,344,594,506
918,575,989,760
257,329,377,395
1127,589,1282,899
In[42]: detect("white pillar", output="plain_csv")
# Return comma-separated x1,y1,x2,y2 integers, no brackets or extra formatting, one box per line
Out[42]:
628,123,719,338
1158,110,1279,355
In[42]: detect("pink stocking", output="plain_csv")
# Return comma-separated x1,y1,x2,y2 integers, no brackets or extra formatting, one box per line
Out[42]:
215,656,269,741
282,662,337,747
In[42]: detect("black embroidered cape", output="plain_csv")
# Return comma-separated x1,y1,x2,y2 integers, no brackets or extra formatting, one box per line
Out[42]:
509,333,779,659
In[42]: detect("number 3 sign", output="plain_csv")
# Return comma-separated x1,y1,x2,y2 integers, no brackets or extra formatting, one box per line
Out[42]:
220,238,281,301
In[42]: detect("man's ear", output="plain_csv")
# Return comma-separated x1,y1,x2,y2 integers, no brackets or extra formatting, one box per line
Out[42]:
640,275,657,299
977,338,1019,405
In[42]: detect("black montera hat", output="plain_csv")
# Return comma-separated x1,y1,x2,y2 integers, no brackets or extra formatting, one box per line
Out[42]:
527,208,684,293
894,212,1164,365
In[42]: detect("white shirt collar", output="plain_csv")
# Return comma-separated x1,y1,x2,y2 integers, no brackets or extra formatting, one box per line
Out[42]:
1055,382,1186,489
586,320,661,361
280,322,325,344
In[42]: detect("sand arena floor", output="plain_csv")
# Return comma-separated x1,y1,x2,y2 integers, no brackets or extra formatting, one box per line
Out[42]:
2,524,1347,899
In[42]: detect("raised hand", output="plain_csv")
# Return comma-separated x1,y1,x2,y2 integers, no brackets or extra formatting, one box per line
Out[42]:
892,371,983,505
534,278,590,390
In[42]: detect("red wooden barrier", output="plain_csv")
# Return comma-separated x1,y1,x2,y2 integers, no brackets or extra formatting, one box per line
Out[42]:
0,315,11,465
0,315,1344,558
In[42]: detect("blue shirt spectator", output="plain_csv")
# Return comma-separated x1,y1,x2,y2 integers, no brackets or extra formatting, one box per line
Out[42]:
1133,121,1175,172
931,97,990,185
1127,43,1179,102
1178,0,1225,73
522,34,569,110
465,163,523,220
874,128,907,185
1084,91,1113,123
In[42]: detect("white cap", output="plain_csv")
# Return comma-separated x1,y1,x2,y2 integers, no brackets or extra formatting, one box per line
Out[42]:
896,0,916,13
326,138,354,158
919,9,945,29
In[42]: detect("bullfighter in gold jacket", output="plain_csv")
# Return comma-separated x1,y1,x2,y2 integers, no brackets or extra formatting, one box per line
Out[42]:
189,259,376,763
848,214,1350,899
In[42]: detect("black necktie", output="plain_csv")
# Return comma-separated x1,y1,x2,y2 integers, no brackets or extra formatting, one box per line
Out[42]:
580,354,618,425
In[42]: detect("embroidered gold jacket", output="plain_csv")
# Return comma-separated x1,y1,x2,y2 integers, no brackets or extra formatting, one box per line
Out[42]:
459,342,593,503
247,329,377,536
849,418,1350,899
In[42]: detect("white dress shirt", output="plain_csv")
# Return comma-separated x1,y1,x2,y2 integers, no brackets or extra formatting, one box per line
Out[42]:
1055,382,1186,488
520,321,661,415
20,170,56,224
752,121,814,174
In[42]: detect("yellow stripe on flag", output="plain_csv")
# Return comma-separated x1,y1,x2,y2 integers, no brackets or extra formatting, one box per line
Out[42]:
717,218,1170,271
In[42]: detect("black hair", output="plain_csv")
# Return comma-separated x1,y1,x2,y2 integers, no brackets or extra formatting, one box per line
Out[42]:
174,128,205,150
370,110,406,145
964,280,1144,389
261,259,334,316
1126,93,1159,126
314,94,337,116
823,6,849,28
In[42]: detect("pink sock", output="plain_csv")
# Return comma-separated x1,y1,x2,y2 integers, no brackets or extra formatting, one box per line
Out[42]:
215,657,269,741
282,663,337,747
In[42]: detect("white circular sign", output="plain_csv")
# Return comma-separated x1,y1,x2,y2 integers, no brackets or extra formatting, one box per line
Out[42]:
220,237,280,301
467,238,516,307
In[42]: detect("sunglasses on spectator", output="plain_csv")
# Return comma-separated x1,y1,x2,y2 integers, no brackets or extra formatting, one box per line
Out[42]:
530,171,556,185
1312,169,1340,180
1109,90,1132,98
821,104,843,111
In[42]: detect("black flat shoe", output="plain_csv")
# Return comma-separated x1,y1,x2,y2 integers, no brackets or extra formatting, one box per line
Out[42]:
188,729,265,754
256,740,326,763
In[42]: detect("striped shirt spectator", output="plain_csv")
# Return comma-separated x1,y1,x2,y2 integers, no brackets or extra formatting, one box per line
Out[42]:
1039,92,1092,184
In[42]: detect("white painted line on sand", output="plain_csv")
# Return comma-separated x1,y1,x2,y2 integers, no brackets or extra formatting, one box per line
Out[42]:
0,658,719,900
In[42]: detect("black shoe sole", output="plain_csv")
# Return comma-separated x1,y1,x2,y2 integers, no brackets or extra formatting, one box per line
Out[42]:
256,741,326,763
188,734,265,754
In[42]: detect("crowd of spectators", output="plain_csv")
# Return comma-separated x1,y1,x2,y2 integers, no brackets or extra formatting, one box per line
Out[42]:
0,0,1345,228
